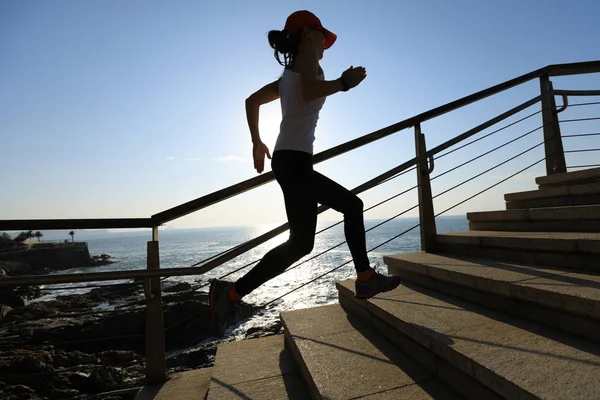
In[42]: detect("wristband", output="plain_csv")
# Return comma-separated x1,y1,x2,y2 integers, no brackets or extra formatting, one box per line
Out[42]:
339,76,351,92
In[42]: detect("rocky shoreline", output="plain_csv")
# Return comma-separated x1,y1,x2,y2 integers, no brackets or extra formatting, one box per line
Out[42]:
0,278,282,399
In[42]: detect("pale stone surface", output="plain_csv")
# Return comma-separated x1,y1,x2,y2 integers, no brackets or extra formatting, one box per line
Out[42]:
467,205,600,221
570,182,600,195
356,381,463,399
136,368,212,400
207,374,308,400
339,280,600,400
290,326,431,399
206,334,309,400
505,196,573,210
529,204,600,220
467,209,528,222
536,166,600,187
470,220,600,233
440,231,600,239
209,334,297,390
437,231,600,255
385,252,600,320
282,304,462,400
282,305,431,399
280,302,368,338
504,186,569,201
469,220,532,232
513,270,600,318
435,241,584,269
338,283,509,400
385,252,568,297
578,238,600,254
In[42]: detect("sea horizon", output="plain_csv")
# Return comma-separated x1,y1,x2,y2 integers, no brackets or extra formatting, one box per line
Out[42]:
31,215,470,339
15,214,467,241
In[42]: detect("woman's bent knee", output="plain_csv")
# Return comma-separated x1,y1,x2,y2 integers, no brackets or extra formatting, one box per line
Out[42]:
347,196,364,215
289,239,314,259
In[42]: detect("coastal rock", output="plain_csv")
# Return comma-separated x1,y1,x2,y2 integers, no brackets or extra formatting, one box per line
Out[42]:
0,347,143,399
86,283,141,304
0,263,42,309
0,384,43,400
89,254,118,267
4,302,56,321
245,321,283,339
67,371,89,391
167,340,219,371
164,281,192,293
0,280,274,399
0,304,12,319
0,261,31,276
0,286,42,309
3,286,234,355
88,366,129,392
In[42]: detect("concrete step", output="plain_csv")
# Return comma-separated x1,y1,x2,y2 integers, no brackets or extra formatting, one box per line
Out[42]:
281,304,464,400
503,182,600,210
435,231,600,271
384,252,600,342
336,279,600,400
467,205,600,232
207,334,308,400
536,167,600,189
135,368,212,400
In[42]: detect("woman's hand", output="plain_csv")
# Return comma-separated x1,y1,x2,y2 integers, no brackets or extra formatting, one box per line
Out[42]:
341,66,367,89
253,141,272,173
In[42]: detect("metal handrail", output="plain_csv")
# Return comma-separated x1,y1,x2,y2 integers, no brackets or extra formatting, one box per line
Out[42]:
2,61,599,231
0,94,545,288
553,89,600,96
149,61,600,225
0,218,154,231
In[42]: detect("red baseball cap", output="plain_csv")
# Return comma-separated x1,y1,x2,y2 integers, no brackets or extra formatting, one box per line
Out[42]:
284,10,337,50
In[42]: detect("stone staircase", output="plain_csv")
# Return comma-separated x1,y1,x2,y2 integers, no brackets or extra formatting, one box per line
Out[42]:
138,167,600,399
340,167,600,399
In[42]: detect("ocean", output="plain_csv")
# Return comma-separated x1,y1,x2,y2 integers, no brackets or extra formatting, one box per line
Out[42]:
37,216,468,340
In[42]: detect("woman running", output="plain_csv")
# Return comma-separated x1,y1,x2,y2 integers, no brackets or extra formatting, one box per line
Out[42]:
209,10,401,337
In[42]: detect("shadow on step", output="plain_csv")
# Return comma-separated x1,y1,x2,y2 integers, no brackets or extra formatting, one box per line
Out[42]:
397,280,600,362
207,353,306,400
436,253,600,289
280,350,308,400
210,377,248,398
288,311,458,399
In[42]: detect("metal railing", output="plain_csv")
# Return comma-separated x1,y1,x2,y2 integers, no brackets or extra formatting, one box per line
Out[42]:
553,89,600,171
1,60,599,389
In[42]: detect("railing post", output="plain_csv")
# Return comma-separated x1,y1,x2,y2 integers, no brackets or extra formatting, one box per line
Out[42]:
414,124,437,252
144,227,166,384
540,74,567,175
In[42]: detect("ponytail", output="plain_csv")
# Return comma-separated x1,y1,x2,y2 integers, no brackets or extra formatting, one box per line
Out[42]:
267,29,301,69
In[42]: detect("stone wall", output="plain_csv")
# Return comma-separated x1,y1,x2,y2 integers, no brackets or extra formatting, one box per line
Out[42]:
0,244,92,274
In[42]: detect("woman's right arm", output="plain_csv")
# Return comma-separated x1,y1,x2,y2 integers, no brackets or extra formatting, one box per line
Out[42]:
246,80,279,173
246,80,280,145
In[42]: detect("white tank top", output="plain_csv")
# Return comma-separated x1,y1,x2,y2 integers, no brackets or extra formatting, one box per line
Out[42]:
274,69,326,155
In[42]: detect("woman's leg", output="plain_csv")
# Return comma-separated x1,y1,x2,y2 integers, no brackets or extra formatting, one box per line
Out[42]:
234,150,318,297
313,172,371,273
312,171,401,297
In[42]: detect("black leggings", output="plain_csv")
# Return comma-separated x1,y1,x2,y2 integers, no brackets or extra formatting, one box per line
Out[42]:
235,150,371,297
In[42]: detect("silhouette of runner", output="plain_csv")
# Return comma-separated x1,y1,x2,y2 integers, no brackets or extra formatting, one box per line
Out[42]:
209,10,401,337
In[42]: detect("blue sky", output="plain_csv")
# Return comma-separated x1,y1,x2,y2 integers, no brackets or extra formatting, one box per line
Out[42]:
1,0,599,229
